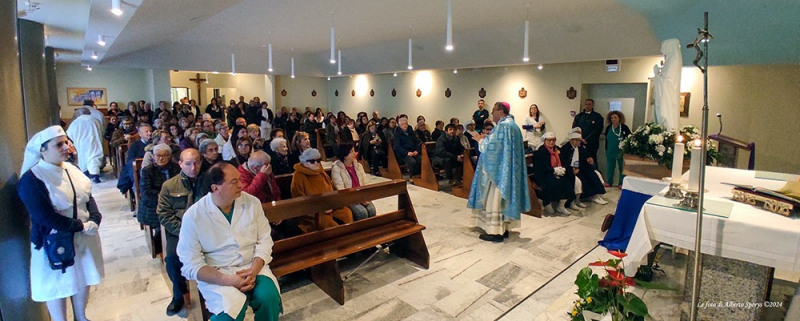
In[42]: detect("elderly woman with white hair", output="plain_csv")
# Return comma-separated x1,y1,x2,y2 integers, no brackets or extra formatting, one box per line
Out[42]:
532,132,576,215
291,148,353,232
561,132,608,211
17,125,104,321
268,137,292,175
138,144,181,228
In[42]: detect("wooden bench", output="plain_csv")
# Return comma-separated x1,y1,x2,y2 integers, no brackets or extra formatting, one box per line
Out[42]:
108,140,118,178
415,142,441,191
133,158,164,261
187,180,429,320
384,139,405,180
524,153,543,218
451,148,476,199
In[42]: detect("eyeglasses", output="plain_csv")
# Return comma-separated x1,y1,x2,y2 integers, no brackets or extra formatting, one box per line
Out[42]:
305,159,321,164
154,154,171,158
238,144,251,148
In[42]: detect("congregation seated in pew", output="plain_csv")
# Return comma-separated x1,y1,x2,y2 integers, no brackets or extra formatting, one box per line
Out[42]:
290,148,353,232
532,132,576,215
238,150,302,240
331,143,377,221
392,116,422,179
358,121,387,176
268,137,292,175
433,123,465,186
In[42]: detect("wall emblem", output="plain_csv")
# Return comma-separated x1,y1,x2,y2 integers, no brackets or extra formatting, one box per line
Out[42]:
391,89,397,97
518,87,527,99
567,87,577,100
416,89,422,97
335,90,339,97
370,89,375,97
311,90,317,97
280,89,287,97
351,90,355,97
445,88,452,98
478,87,486,98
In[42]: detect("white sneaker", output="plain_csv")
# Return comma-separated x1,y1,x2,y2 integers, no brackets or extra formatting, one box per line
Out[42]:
592,196,609,205
556,205,571,215
575,200,588,208
544,204,555,214
569,203,583,211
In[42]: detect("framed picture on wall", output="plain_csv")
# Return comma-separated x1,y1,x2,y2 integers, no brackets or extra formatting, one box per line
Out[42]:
67,87,107,106
680,92,691,117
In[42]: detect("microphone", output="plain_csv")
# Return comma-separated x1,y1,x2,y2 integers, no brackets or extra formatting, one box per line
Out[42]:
716,113,722,135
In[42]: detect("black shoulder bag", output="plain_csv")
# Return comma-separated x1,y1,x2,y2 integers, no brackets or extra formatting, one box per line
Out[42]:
44,170,78,273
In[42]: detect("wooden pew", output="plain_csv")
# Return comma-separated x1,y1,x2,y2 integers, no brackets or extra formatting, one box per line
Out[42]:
266,179,429,304
133,158,164,261
108,140,118,178
384,139,405,180
524,153,543,218
315,128,330,161
451,148,476,199
186,180,429,319
415,142,440,191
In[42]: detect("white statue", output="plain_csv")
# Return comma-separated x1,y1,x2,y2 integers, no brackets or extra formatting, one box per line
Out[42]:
653,38,682,131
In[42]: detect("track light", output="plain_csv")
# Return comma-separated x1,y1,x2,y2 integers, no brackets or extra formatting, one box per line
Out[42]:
330,13,336,64
291,57,295,78
337,50,342,75
91,51,98,60
97,35,106,46
231,53,236,75
407,38,413,70
267,43,273,72
538,64,543,70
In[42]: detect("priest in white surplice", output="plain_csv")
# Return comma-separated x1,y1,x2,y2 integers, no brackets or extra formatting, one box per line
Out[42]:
66,107,105,183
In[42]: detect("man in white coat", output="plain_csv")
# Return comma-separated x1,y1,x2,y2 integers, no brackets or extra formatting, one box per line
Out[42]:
177,162,281,321
67,107,105,183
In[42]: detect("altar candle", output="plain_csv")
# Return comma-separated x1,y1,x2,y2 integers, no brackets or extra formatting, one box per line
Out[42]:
688,139,702,192
671,136,685,182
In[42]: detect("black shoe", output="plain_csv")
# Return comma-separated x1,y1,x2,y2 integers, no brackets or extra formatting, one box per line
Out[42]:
92,175,101,183
503,230,509,238
166,298,184,316
479,233,504,242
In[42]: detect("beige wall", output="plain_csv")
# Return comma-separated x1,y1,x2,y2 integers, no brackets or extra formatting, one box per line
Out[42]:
678,65,800,173
169,71,274,109
56,63,149,114
274,76,329,112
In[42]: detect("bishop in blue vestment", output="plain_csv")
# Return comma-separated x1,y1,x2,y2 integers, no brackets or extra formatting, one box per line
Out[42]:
468,102,530,242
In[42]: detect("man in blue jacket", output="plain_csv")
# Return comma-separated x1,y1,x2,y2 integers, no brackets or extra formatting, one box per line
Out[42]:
393,116,421,181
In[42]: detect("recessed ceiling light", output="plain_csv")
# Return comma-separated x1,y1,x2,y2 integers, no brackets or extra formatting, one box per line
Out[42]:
111,0,123,16
97,35,106,46
91,51,98,60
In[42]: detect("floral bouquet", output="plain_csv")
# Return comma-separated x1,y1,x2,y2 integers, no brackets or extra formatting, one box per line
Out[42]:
620,123,719,168
568,251,674,321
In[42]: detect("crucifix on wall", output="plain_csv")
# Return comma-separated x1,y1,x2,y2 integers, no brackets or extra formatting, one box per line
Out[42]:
188,73,207,105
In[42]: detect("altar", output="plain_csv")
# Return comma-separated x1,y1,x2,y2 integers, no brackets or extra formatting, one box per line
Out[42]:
622,166,800,320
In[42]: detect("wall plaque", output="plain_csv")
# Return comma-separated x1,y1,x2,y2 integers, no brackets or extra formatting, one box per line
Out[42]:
280,89,287,97
566,87,577,100
370,89,375,97
311,90,317,97
391,89,397,97
416,89,422,97
445,88,451,98
478,87,486,98
335,90,339,97
518,87,527,99
351,90,355,97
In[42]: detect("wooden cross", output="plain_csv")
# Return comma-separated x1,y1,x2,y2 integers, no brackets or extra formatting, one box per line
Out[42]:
188,73,207,105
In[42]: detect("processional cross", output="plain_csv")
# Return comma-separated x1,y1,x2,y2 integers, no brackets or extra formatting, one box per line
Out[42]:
188,73,207,105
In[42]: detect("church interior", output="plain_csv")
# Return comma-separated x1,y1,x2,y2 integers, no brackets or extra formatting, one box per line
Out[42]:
2,0,800,321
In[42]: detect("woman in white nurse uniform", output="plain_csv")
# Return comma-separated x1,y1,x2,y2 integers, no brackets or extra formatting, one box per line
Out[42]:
17,125,104,321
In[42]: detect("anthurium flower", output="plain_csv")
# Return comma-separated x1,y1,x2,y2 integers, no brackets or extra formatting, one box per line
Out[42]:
608,250,628,258
589,260,609,266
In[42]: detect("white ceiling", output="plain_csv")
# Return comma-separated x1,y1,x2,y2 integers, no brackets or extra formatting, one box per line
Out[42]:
19,0,800,76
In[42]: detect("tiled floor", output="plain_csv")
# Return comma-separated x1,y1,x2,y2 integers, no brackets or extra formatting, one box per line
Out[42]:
83,168,797,321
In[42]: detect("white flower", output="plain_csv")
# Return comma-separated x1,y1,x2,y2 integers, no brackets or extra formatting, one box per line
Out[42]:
655,145,666,154
619,142,625,149
649,134,664,145
631,140,638,147
643,127,650,134
667,147,673,154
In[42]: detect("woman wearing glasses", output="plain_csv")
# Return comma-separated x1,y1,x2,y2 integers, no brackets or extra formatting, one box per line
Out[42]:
290,148,353,232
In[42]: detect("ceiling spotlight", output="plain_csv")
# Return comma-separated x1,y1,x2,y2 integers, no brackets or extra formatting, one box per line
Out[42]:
538,64,543,70
97,35,106,46
445,0,453,51
212,71,219,74
453,69,458,74
267,43,273,72
523,57,530,62
393,72,397,77
86,65,92,71
327,76,331,81
111,0,123,16
91,51,98,60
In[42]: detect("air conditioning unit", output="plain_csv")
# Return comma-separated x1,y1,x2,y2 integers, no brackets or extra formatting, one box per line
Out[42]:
606,59,620,72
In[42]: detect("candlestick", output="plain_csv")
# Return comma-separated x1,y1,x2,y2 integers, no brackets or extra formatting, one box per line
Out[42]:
688,139,702,191
672,136,685,182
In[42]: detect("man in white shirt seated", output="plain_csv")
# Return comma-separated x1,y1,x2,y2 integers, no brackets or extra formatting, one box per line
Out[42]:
177,162,282,321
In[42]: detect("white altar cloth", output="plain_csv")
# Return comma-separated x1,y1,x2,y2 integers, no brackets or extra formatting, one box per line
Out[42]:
623,166,800,276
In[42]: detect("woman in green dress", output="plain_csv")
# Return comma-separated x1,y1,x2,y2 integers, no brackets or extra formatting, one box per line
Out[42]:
603,111,631,187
